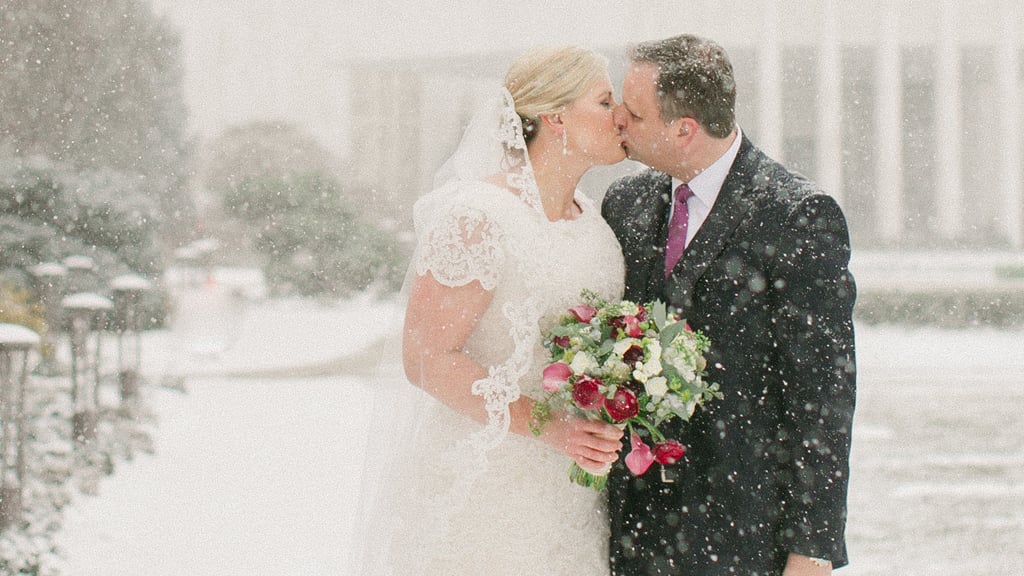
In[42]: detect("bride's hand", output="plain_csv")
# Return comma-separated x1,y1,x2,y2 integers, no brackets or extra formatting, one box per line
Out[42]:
541,417,624,473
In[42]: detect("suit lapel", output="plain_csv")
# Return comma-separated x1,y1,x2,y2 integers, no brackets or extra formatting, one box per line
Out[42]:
638,176,672,302
666,138,761,309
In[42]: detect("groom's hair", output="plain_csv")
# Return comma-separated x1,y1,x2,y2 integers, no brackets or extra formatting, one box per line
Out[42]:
629,34,736,139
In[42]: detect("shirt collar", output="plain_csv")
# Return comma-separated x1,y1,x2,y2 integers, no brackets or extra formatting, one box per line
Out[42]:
672,126,743,206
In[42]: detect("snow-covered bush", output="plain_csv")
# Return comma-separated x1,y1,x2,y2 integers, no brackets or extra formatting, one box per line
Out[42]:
202,123,407,298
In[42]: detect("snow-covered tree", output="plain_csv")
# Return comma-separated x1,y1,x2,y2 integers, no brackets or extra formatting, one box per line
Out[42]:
0,0,195,244
201,122,405,297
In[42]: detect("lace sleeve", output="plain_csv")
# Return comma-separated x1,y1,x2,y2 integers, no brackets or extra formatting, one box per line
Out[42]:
413,204,506,290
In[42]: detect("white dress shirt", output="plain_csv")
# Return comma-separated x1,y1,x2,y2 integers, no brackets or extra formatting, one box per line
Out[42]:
669,126,743,248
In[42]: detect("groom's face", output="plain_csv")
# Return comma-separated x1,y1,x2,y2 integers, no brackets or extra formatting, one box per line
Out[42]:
617,63,678,171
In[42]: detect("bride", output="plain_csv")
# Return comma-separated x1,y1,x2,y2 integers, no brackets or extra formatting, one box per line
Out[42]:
357,45,628,575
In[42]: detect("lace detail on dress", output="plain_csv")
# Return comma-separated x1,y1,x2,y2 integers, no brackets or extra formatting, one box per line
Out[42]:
414,204,505,290
358,83,629,576
365,189,626,575
469,298,542,453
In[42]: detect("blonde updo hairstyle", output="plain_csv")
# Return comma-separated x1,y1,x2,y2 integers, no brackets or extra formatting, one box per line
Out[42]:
504,46,609,145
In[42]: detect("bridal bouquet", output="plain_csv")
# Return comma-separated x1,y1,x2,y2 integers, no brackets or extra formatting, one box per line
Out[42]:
531,290,721,491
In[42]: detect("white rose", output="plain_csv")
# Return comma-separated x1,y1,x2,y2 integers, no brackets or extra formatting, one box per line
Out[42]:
569,351,599,375
632,358,662,383
647,340,662,361
644,376,669,397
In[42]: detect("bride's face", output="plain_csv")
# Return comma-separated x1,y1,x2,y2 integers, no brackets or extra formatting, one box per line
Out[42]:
561,76,626,166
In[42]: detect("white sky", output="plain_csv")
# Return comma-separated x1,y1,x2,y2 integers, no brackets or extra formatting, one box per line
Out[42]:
144,0,761,153
145,0,1018,161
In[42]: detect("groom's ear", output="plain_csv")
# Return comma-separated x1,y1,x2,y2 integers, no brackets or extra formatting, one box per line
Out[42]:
672,117,698,146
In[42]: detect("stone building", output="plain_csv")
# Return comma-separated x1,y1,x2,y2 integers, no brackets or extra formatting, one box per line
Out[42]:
340,0,1024,250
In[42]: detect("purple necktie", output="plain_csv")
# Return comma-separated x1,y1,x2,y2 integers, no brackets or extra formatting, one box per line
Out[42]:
664,183,694,277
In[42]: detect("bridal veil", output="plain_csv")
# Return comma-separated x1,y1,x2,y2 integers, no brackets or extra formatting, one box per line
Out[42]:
351,85,550,574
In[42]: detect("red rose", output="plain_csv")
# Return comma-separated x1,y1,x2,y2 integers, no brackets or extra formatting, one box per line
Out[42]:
604,387,639,422
611,315,643,338
608,315,626,332
553,335,571,349
653,440,687,465
572,377,604,410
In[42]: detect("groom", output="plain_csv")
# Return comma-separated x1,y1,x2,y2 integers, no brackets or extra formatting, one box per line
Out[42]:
602,34,857,575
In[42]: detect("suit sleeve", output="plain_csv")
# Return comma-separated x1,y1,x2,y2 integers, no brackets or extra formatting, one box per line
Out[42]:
769,193,857,564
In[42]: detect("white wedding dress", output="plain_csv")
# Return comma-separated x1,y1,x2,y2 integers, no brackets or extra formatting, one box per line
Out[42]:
354,86,625,576
360,180,624,575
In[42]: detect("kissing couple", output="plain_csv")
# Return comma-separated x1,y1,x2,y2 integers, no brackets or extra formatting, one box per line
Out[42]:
356,33,856,576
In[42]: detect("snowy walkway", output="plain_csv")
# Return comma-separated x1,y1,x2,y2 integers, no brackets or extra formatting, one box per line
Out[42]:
57,272,395,575
55,270,1024,575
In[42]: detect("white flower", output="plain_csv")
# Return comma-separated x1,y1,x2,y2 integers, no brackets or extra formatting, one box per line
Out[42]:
613,338,642,363
647,340,662,362
569,351,599,375
602,355,632,381
632,358,662,384
664,345,696,381
644,376,669,397
631,340,663,383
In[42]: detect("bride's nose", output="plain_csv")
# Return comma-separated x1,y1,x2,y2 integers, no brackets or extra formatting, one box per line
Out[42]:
613,105,627,129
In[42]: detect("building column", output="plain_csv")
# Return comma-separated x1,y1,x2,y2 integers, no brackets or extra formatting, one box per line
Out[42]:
875,3,904,243
816,0,843,204
757,0,784,160
935,0,964,240
998,0,1023,248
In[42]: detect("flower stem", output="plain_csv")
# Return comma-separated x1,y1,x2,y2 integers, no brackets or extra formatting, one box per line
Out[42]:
568,462,608,491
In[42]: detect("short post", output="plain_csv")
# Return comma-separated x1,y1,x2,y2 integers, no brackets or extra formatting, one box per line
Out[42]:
190,238,219,286
61,293,112,446
172,245,200,289
62,255,96,295
110,274,152,401
29,262,67,376
0,323,40,529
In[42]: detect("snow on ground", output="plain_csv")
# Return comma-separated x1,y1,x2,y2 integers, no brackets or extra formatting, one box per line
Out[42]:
55,268,1024,575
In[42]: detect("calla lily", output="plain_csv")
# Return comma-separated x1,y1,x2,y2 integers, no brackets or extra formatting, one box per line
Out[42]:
542,362,572,392
624,315,643,338
569,305,598,323
625,431,655,475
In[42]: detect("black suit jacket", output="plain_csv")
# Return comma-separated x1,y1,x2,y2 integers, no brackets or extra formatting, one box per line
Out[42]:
601,136,856,575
